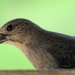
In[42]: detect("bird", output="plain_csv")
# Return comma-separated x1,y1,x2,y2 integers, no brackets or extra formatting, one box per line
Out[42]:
0,18,75,69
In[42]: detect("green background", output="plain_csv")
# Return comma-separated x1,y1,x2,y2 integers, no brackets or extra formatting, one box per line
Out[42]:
0,0,75,70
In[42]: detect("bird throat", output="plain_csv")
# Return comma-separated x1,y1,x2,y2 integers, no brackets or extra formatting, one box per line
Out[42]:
3,41,25,52
3,40,58,69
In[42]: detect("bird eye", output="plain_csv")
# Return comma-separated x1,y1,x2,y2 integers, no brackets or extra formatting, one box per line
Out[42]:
7,24,13,31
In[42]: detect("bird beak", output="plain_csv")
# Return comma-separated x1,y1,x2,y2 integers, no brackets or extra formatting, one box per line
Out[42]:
0,34,7,43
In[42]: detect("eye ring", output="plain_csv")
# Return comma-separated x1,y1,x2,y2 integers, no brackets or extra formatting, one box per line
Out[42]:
7,24,14,31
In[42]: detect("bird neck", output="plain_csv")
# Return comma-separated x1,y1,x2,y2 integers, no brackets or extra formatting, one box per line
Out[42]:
21,28,58,69
20,44,58,69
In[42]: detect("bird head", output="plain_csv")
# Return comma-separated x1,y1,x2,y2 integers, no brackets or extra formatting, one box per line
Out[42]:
0,18,32,50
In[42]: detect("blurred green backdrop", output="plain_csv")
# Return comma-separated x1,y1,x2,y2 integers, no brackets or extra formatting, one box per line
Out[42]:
0,0,75,70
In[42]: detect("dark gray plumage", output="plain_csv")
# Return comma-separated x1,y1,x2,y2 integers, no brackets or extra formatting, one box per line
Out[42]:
0,18,75,69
